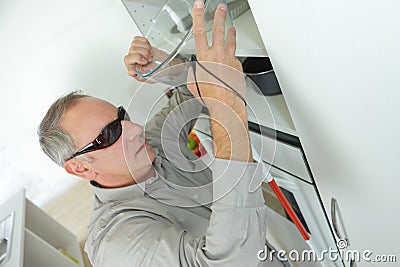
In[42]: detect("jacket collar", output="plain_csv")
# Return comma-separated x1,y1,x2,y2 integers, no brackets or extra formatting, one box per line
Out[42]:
90,179,146,203
89,148,163,203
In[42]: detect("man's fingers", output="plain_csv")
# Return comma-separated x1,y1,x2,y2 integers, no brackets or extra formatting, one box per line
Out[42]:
129,36,153,60
211,3,228,50
132,36,149,43
192,0,208,57
224,27,237,56
130,37,151,51
124,53,148,78
124,53,148,67
128,46,153,62
134,76,148,83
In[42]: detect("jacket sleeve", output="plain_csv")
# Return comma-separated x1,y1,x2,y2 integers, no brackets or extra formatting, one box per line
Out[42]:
144,85,204,153
92,159,267,267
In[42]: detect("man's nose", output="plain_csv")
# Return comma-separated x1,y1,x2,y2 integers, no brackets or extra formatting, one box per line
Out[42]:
121,121,143,141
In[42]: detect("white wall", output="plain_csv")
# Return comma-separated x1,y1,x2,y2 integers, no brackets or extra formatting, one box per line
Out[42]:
249,0,400,264
0,0,144,205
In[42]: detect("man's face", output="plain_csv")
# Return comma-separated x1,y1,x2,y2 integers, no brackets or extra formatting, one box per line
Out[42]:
61,97,155,187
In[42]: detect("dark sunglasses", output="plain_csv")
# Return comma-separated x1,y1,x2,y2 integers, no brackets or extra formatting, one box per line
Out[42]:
65,106,130,161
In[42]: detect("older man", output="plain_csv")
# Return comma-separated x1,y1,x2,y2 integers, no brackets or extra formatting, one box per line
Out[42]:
38,1,267,266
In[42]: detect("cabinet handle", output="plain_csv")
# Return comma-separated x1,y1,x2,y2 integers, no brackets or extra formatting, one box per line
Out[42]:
331,198,350,246
0,213,14,265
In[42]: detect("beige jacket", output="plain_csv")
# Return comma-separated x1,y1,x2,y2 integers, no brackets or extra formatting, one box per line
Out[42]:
84,86,268,266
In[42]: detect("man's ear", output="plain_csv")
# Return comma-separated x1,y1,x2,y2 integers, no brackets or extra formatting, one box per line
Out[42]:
64,160,97,180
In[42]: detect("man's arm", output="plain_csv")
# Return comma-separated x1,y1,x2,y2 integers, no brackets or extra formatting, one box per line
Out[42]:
124,36,204,158
187,0,252,162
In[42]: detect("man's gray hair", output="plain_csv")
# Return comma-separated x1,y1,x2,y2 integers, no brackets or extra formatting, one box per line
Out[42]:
38,91,92,167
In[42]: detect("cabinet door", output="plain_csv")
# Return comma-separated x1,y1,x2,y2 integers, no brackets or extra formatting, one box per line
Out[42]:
249,130,312,183
262,164,342,267
246,77,296,135
121,0,267,57
25,200,84,267
0,190,84,267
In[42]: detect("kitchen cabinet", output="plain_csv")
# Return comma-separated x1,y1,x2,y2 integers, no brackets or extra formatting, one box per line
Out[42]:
0,190,84,267
247,0,400,266
121,0,267,57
